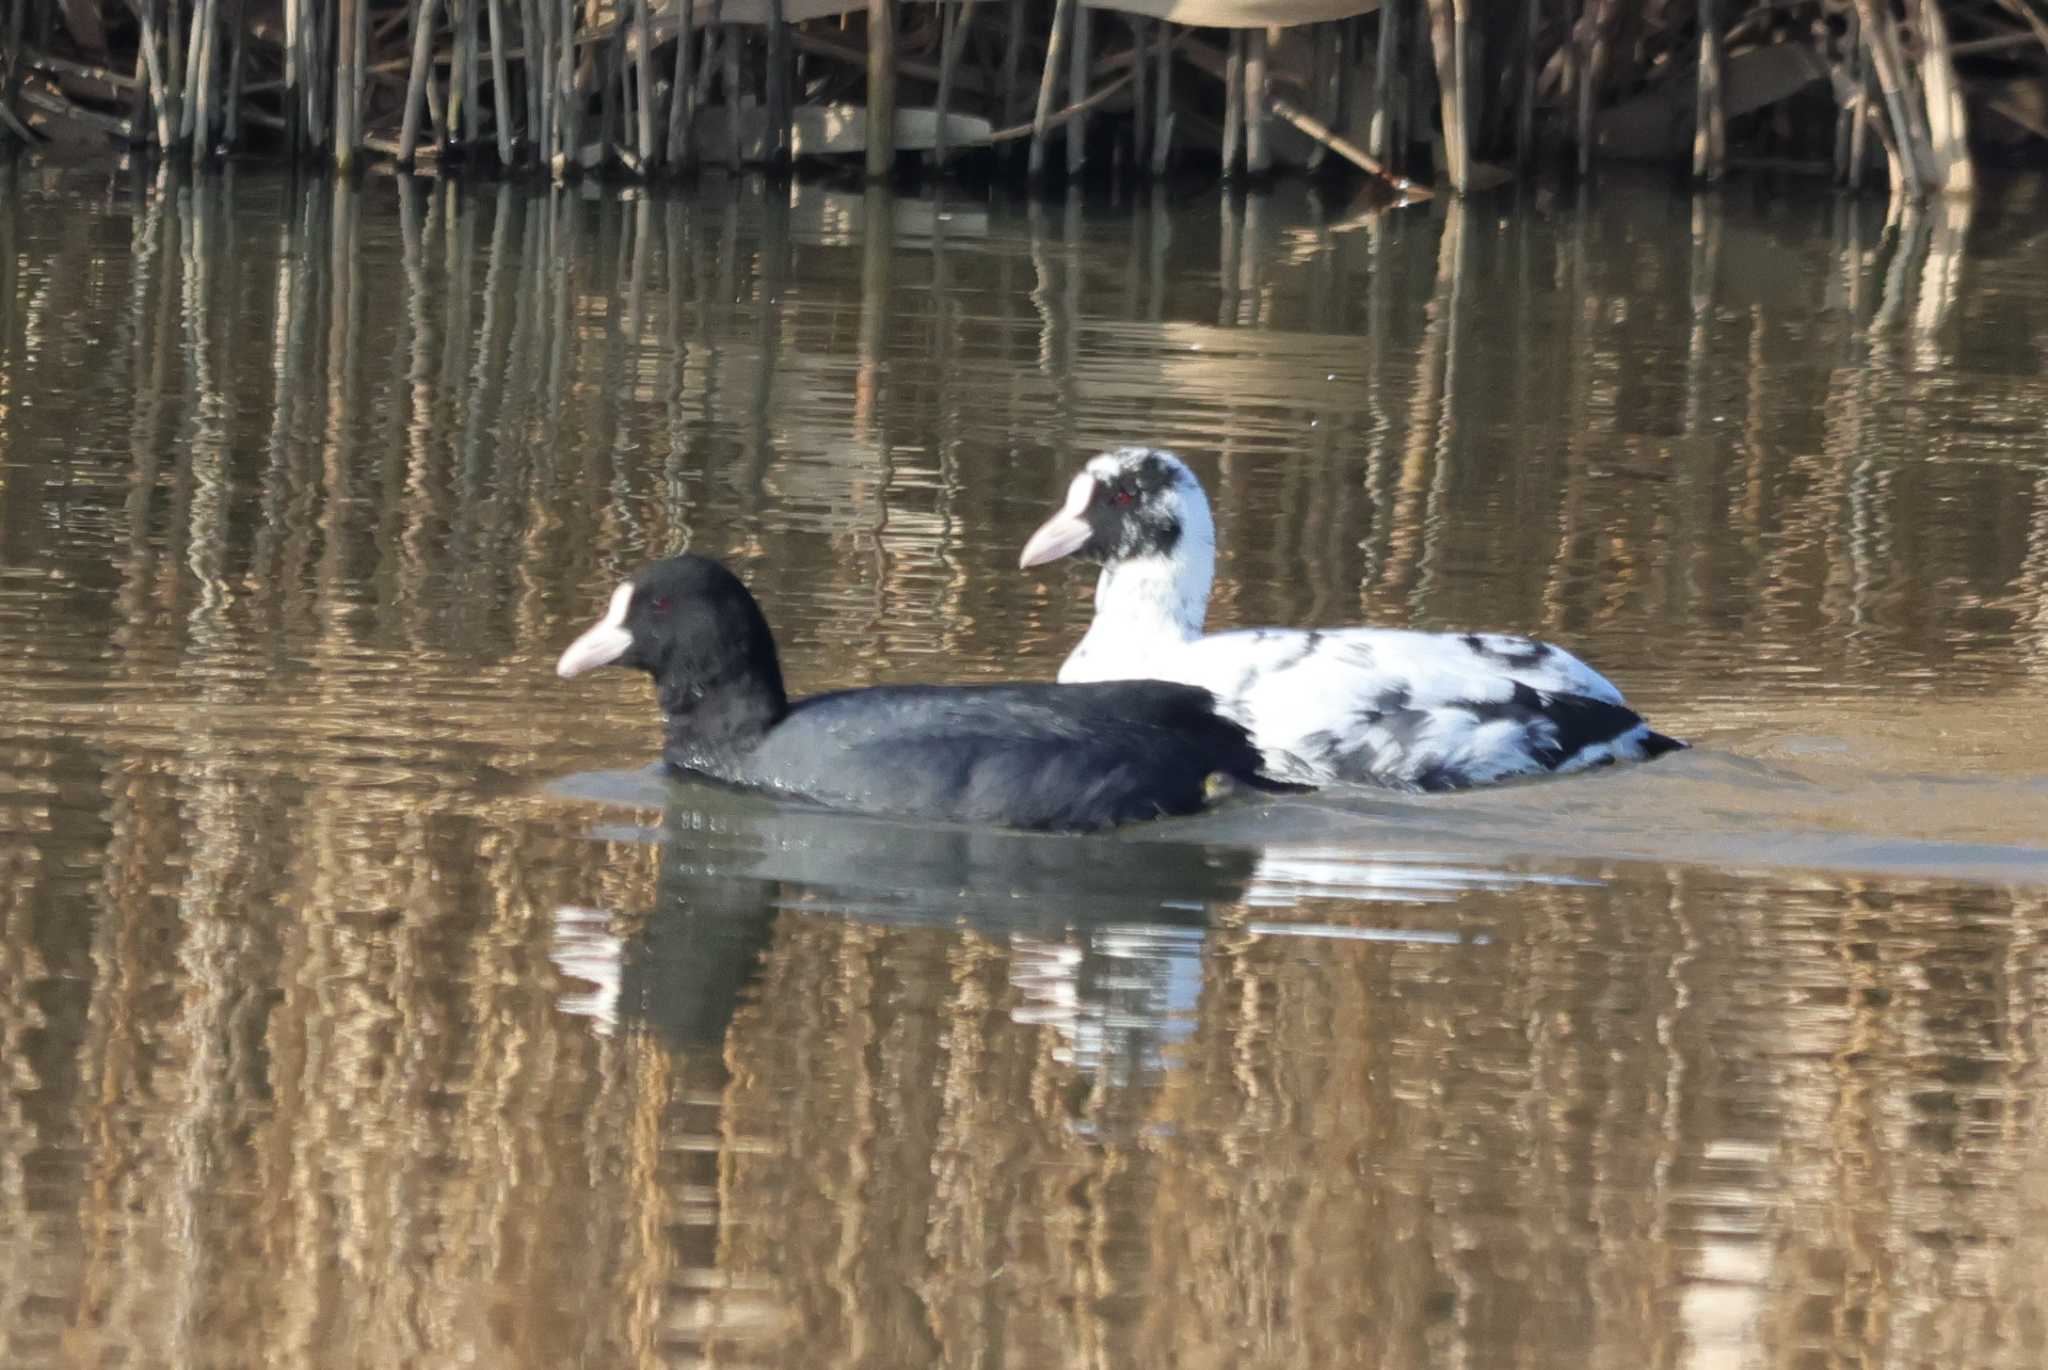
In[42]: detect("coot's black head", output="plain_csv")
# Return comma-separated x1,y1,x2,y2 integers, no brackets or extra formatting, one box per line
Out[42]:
557,555,789,746
1018,447,1214,570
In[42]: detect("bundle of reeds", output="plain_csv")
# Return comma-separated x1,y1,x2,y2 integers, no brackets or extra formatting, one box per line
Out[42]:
0,1,2044,196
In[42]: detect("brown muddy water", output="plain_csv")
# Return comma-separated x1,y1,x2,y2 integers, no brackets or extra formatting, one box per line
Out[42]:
3,159,2048,1369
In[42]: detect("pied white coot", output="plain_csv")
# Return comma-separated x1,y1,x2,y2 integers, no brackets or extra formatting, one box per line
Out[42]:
556,554,1298,833
1019,446,1686,791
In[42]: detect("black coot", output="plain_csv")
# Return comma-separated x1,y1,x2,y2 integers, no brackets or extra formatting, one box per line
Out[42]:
556,554,1291,832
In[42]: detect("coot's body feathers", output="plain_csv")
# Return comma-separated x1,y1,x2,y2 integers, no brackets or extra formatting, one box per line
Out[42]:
558,554,1288,833
1019,447,1687,792
737,682,1275,830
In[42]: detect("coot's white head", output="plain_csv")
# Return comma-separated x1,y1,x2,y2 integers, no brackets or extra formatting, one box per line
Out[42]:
1018,447,1217,673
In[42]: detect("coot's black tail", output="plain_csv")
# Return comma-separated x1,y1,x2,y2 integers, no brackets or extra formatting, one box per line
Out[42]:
1642,730,1688,759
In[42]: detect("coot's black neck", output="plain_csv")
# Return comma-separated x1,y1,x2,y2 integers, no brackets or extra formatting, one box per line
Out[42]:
651,587,791,774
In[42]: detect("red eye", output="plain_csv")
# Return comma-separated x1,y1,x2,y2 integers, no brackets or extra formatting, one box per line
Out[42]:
1111,489,1135,507
650,596,672,613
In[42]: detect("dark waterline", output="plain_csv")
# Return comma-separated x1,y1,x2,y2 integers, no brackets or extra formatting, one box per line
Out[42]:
2,162,2047,1368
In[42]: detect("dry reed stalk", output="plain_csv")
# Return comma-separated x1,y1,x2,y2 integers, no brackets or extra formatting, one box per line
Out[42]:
767,0,789,162
1150,19,1171,175
222,0,247,148
1266,88,1432,197
1850,0,1926,193
138,0,175,149
350,0,366,152
721,12,739,166
1067,6,1091,175
521,0,544,154
186,0,221,152
1694,0,1725,180
0,3,25,145
1844,12,1869,186
598,24,620,163
1131,17,1148,170
694,11,719,110
1372,0,1399,162
1577,0,1614,177
1427,0,1466,188
1221,29,1243,177
334,0,358,167
1917,0,1972,193
175,0,200,142
1515,0,1536,168
667,0,695,171
553,0,577,176
282,0,299,148
936,0,981,169
454,0,476,145
631,0,656,167
1834,7,1861,182
1304,22,1334,172
1028,0,1072,180
490,0,516,163
1244,27,1270,174
398,0,440,163
868,0,897,177
1003,0,1025,125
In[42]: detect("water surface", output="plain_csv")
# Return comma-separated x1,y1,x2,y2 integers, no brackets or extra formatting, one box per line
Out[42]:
2,161,2047,1368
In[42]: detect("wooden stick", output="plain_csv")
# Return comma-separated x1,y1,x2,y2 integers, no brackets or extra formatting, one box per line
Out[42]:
1693,0,1724,180
867,0,897,178
992,63,1131,141
490,0,517,164
1267,89,1432,198
1028,0,1071,180
721,12,740,167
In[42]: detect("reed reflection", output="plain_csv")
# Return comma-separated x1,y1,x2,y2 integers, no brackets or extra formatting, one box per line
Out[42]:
1,167,2047,1370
